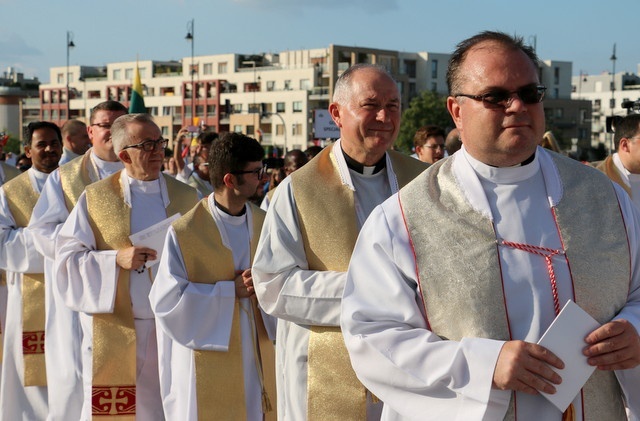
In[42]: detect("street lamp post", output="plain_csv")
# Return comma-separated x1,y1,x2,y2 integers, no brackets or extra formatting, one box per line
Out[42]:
242,60,258,132
185,19,195,127
66,31,75,122
609,44,617,155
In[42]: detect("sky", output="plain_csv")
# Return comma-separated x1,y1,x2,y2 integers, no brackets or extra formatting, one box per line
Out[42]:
1,0,639,83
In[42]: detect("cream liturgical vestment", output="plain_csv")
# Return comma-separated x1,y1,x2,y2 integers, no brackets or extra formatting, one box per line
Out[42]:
253,140,427,420
0,160,20,397
150,195,277,420
341,147,640,421
0,168,51,420
28,150,124,421
55,171,198,420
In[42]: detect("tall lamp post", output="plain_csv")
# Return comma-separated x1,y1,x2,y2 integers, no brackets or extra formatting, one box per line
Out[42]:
609,44,617,155
242,60,258,132
66,31,75,122
185,19,195,127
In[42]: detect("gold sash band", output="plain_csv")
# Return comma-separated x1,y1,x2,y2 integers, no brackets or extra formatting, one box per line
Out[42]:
173,199,275,420
86,172,198,419
3,171,47,387
291,145,426,419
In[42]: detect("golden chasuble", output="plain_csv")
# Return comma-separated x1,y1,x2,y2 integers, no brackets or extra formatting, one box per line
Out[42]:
401,153,628,420
291,144,427,420
3,171,47,387
596,155,632,198
86,172,197,419
59,152,94,211
172,199,276,421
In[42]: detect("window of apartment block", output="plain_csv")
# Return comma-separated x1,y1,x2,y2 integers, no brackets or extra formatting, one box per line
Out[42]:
404,60,417,78
276,102,285,113
300,79,311,90
42,109,50,119
233,104,243,113
207,104,216,116
246,125,255,135
554,67,560,85
555,108,564,118
113,69,122,80
125,68,133,80
218,62,228,74
162,107,172,116
209,85,217,98
276,124,284,135
233,125,243,133
249,103,260,114
293,101,303,113
51,109,58,119
284,80,291,90
431,82,437,92
267,81,275,91
139,68,147,78
149,107,158,116
203,63,213,75
196,105,205,116
42,91,51,104
553,88,559,99
57,73,64,84
52,91,59,103
292,123,302,136
431,60,438,79
161,126,169,137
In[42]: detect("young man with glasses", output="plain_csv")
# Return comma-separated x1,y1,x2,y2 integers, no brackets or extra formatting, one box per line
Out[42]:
27,100,128,420
54,113,198,419
413,125,446,165
150,132,276,420
342,31,640,420
597,113,640,210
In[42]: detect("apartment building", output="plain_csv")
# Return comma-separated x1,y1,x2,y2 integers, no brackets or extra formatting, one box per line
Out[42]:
33,44,591,154
572,71,640,148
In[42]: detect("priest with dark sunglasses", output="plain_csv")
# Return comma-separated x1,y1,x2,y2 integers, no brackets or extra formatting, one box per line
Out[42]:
342,31,640,421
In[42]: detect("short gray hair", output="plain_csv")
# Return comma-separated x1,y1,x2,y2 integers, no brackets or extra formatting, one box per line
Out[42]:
332,63,397,105
111,113,156,155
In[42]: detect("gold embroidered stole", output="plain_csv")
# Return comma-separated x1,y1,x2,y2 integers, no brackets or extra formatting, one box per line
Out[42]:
4,171,47,386
59,152,93,211
173,199,275,420
291,145,427,420
401,153,628,420
86,172,198,419
596,155,632,197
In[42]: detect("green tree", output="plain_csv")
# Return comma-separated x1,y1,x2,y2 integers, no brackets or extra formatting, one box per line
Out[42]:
396,90,453,154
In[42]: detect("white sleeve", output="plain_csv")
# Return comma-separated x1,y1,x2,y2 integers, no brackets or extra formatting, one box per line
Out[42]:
149,227,237,351
253,177,346,327
612,183,640,417
54,193,119,314
28,170,70,260
0,187,44,273
341,197,508,420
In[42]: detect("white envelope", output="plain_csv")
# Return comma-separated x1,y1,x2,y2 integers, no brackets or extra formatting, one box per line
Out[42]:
128,213,181,268
537,300,600,411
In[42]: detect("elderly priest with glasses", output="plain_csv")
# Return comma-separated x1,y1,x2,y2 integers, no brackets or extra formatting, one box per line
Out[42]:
54,113,198,420
341,31,640,421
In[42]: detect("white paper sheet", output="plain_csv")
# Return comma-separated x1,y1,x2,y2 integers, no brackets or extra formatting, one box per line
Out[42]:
537,299,600,411
128,213,181,268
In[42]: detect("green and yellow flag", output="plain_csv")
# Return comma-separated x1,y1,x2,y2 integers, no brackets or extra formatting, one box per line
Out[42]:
129,62,147,113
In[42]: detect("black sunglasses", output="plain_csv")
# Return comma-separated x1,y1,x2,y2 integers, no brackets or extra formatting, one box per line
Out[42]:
455,84,546,109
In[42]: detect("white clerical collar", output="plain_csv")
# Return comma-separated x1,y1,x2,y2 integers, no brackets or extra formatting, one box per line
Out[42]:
91,151,124,180
120,171,169,209
332,138,400,193
463,147,540,184
28,166,51,193
208,194,251,250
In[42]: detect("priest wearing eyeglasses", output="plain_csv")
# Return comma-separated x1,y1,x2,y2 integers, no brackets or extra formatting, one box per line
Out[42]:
54,113,198,420
341,31,640,420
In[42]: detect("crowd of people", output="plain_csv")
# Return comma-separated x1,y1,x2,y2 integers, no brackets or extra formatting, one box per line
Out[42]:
0,30,638,421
